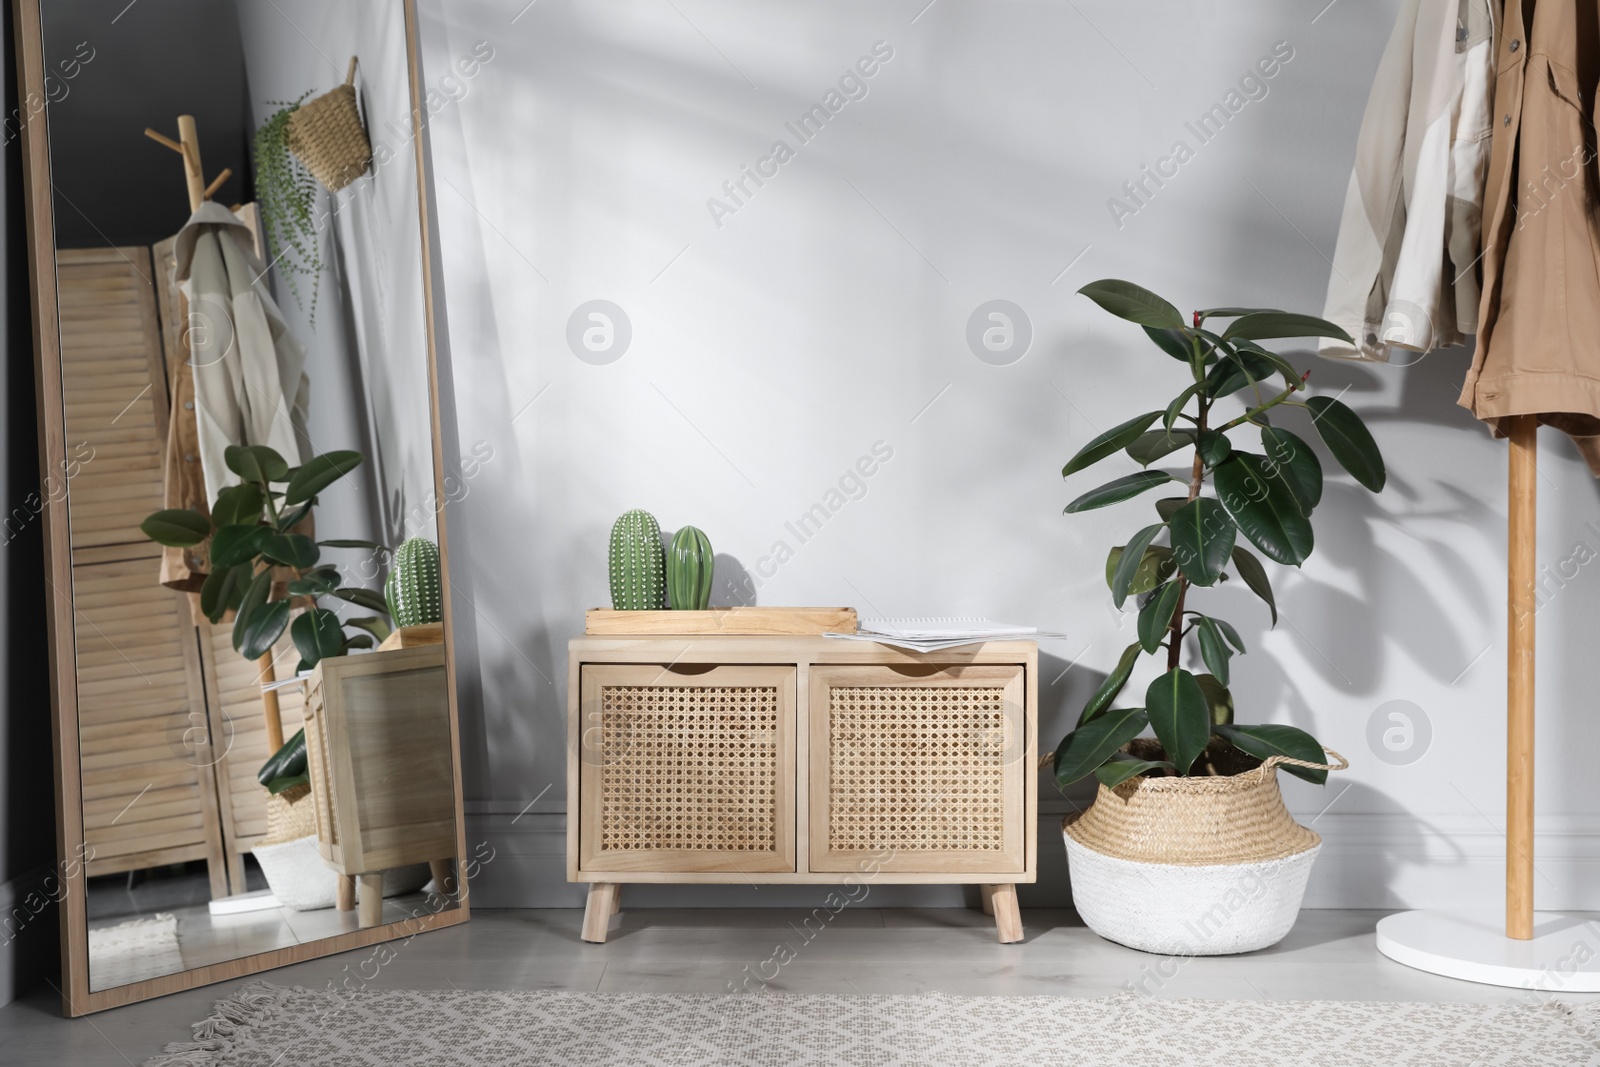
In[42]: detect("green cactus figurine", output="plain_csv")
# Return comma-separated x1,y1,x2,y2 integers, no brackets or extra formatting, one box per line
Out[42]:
608,509,666,610
667,526,714,610
385,537,443,627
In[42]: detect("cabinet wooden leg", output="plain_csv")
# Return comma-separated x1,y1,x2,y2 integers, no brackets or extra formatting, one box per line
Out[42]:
358,873,384,929
336,873,356,912
979,884,996,916
612,885,622,915
989,883,1022,943
429,859,456,898
582,883,619,943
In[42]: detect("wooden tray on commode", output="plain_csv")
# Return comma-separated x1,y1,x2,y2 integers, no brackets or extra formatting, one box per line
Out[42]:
584,606,857,636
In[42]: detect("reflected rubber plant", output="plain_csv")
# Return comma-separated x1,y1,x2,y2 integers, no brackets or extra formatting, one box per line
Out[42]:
1053,280,1386,790
141,445,391,796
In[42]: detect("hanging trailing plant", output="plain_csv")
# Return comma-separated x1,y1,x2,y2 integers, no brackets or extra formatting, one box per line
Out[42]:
252,91,323,323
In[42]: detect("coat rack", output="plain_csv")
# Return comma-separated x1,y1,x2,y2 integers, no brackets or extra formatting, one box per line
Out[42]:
145,117,285,754
1374,415,1600,988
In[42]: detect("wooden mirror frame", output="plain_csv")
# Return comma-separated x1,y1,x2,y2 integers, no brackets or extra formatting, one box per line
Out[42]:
12,0,470,1015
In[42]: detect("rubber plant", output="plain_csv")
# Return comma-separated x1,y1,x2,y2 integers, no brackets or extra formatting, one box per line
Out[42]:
140,444,390,795
1052,279,1386,791
252,91,323,322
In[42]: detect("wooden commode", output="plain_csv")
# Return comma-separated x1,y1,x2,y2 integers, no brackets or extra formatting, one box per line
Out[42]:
567,635,1038,943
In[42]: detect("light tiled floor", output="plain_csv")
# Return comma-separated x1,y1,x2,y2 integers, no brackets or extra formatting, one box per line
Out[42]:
3,908,1590,1064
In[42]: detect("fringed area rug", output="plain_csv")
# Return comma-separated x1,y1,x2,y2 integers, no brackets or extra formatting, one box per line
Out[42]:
88,913,183,991
146,981,1600,1066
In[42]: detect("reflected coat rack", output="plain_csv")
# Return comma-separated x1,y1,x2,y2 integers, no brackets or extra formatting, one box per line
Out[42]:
144,117,285,755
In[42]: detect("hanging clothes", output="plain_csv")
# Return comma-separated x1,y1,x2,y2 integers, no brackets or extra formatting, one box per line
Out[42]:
1457,0,1600,475
1319,0,1496,362
172,201,312,512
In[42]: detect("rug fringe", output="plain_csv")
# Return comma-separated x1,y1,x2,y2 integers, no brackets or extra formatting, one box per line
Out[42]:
142,981,299,1067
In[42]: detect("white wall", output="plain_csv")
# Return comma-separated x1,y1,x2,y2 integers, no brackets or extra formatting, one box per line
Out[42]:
418,0,1600,911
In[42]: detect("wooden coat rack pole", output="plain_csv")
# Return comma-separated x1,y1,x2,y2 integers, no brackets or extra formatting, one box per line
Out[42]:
1507,415,1537,940
145,116,278,751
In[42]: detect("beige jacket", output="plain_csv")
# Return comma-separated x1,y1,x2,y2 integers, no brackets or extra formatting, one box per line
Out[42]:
174,202,311,507
1457,0,1600,474
1320,0,1496,361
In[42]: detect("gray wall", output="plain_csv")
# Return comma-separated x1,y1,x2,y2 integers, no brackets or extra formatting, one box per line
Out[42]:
418,0,1600,913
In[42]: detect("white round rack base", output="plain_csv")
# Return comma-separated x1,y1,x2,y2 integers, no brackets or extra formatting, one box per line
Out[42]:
1376,909,1600,991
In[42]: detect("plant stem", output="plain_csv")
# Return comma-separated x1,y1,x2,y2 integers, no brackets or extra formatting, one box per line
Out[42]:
1166,394,1208,671
1217,382,1300,431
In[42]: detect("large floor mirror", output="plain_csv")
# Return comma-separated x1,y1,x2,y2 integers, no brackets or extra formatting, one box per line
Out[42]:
14,0,468,1014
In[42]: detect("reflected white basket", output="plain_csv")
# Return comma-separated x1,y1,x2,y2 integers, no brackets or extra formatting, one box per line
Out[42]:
252,835,430,912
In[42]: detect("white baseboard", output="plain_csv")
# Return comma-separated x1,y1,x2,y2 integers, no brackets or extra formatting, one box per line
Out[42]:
463,806,1600,911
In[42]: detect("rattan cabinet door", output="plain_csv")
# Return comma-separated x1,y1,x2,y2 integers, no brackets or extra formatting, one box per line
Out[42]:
809,664,1026,875
578,664,796,874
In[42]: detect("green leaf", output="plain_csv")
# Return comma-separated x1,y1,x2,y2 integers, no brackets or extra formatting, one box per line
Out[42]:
200,562,251,623
225,444,290,484
1215,617,1247,653
1094,753,1174,787
290,607,345,670
332,586,389,614
1137,581,1182,654
236,598,289,661
1164,384,1200,431
261,533,319,569
1205,349,1277,398
210,483,265,528
1197,306,1272,321
284,450,364,506
1214,454,1314,566
1104,544,1175,598
232,568,272,653
276,500,314,532
140,509,211,547
1125,428,1196,466
318,538,386,550
1221,312,1353,344
287,566,342,597
1195,616,1233,686
1062,411,1163,477
1259,426,1323,513
1232,339,1303,387
1215,723,1331,785
1198,430,1232,467
1168,497,1235,587
346,615,393,644
1155,496,1186,522
257,728,306,790
210,524,269,569
1230,546,1277,624
1146,668,1210,775
1079,641,1143,725
1065,470,1177,513
1142,326,1198,363
1195,673,1234,725
1053,707,1150,787
1304,395,1386,492
263,772,310,795
1110,524,1167,608
1077,279,1183,329
342,634,375,650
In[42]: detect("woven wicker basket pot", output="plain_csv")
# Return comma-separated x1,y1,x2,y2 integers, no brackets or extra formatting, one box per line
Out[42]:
1062,741,1347,956
287,57,372,192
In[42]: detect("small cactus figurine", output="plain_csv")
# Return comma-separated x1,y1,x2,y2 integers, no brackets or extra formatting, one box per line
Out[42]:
385,537,443,627
608,509,665,610
667,526,714,610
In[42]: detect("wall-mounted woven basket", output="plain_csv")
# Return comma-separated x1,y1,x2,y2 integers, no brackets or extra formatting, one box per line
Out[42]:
1062,739,1347,955
287,57,372,192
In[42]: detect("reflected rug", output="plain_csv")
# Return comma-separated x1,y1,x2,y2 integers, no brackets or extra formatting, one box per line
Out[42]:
89,912,183,991
145,981,1600,1066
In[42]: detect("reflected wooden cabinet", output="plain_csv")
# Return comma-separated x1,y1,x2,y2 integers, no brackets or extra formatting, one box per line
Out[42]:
568,637,1036,944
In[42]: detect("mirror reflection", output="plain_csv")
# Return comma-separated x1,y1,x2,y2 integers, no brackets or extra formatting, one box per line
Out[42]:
43,0,460,992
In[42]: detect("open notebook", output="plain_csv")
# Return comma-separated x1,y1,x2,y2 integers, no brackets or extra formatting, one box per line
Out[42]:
826,617,1061,652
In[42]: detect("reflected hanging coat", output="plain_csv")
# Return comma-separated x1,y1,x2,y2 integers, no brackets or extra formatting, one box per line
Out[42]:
173,201,311,509
1456,0,1600,474
1319,0,1496,362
